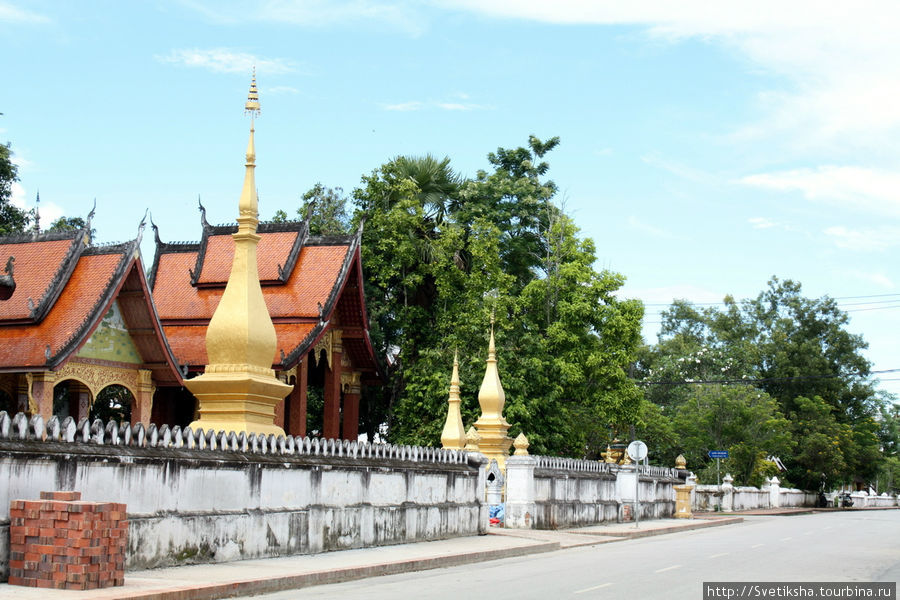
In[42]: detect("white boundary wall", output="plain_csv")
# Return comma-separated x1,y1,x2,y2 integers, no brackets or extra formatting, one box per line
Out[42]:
0,412,487,580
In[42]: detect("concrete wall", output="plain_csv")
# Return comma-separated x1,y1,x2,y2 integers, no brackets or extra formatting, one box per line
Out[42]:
505,456,680,529
692,477,817,512
0,412,487,580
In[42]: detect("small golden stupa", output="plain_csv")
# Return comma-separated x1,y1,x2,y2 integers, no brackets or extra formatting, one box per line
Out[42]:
185,71,292,436
440,350,467,450
473,317,513,469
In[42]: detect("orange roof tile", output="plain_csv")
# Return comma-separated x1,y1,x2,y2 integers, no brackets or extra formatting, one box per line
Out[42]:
196,231,299,284
154,243,350,322
0,238,78,321
163,322,315,368
0,253,121,368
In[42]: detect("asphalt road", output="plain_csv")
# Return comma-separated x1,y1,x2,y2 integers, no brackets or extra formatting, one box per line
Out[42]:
238,511,900,600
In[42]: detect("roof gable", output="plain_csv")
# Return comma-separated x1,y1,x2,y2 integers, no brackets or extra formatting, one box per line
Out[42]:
0,230,86,323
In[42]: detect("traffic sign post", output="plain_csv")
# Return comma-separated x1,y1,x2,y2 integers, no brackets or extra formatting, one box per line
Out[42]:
708,450,729,486
627,441,648,528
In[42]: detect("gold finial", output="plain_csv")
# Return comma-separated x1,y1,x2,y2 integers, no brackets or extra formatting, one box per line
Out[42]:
675,454,687,469
440,350,467,450
513,432,530,456
245,67,260,116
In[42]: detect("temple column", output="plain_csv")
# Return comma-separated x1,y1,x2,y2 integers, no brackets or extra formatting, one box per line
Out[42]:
341,370,361,441
288,354,308,437
30,372,55,422
323,329,343,439
16,375,29,414
130,369,155,427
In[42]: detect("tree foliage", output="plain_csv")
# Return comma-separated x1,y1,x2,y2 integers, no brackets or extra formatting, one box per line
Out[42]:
637,278,887,488
0,137,30,236
350,138,644,456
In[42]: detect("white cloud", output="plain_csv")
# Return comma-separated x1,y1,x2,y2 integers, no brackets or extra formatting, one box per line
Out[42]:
266,85,300,95
382,99,488,112
626,215,682,240
156,48,295,75
740,166,900,218
440,1,900,153
823,226,900,252
382,101,425,112
850,272,895,289
182,0,427,35
748,217,777,229
0,2,49,23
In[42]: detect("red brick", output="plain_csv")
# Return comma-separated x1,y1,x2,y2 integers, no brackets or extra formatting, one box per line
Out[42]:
40,491,82,502
10,499,25,510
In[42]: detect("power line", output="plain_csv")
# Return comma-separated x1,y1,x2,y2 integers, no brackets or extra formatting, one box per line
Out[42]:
640,292,900,308
635,368,900,387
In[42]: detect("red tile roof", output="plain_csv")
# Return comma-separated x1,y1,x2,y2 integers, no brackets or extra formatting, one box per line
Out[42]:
0,232,184,385
196,231,300,284
0,238,79,322
162,322,316,368
152,224,379,376
0,252,121,367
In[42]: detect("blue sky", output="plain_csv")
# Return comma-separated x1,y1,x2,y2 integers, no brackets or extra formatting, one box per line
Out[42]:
2,1,898,397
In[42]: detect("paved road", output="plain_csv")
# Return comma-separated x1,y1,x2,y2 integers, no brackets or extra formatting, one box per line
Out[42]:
238,511,900,600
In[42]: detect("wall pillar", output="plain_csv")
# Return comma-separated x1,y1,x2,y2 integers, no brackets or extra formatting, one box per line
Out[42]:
132,369,154,427
674,484,693,519
768,476,781,508
323,330,343,439
721,473,734,512
287,355,308,437
505,455,536,528
341,370,361,441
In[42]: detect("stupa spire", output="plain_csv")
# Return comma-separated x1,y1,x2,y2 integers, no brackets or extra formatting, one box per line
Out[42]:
185,70,291,437
473,313,513,468
440,350,467,450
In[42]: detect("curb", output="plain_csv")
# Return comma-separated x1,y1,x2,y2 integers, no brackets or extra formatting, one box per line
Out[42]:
569,516,744,540
93,540,561,600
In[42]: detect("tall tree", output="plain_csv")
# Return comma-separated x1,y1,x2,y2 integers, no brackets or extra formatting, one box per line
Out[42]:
639,278,885,488
352,137,644,456
0,135,30,236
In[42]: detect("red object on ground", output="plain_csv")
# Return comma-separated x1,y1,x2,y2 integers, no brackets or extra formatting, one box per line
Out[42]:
7,491,127,590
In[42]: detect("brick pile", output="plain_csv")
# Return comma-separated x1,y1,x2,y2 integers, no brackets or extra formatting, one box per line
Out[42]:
7,491,127,590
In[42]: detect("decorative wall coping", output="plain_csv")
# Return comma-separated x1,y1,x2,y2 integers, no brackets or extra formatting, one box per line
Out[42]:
532,455,679,480
0,411,472,466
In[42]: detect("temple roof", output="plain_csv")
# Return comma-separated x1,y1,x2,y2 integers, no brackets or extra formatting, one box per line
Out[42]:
0,230,185,386
150,218,380,381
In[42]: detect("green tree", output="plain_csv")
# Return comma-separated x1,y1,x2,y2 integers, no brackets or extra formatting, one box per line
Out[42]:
641,278,884,488
298,183,350,235
673,385,793,486
0,136,30,236
352,137,644,456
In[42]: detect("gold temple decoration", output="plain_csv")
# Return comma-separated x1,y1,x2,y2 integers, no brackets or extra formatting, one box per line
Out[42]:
464,426,481,452
473,318,512,469
440,350,467,450
675,454,687,469
185,71,292,437
513,432,529,456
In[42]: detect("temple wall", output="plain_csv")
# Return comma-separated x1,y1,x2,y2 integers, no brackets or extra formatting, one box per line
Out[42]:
505,455,679,529
0,412,487,579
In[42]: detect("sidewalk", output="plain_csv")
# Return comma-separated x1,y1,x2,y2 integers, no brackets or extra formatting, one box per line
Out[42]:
0,517,744,600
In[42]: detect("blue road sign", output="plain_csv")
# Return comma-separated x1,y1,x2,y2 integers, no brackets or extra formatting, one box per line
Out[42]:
708,450,729,459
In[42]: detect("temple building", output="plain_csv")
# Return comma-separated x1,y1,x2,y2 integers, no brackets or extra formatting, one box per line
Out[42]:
0,75,381,441
148,213,381,440
0,223,184,426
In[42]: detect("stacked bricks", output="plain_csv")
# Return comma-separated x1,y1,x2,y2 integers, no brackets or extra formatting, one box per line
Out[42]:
8,491,127,590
